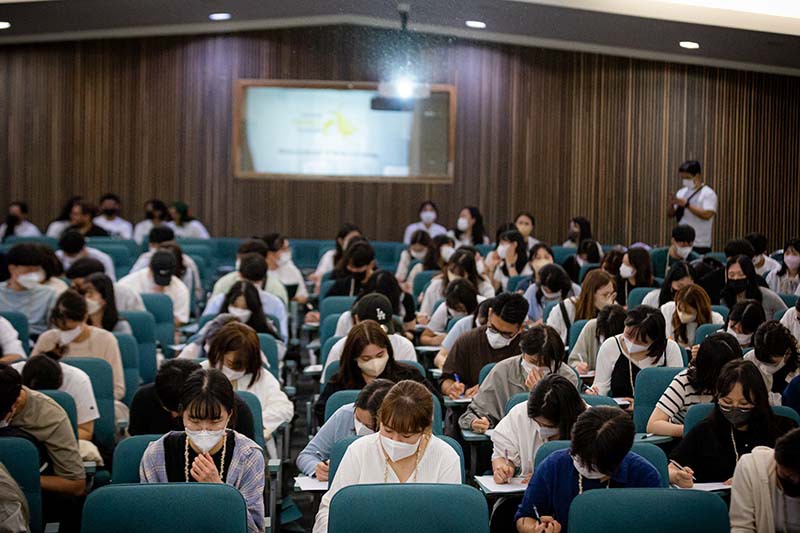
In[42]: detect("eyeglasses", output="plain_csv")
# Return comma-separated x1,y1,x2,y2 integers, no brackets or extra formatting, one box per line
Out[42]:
718,403,753,413
488,324,518,339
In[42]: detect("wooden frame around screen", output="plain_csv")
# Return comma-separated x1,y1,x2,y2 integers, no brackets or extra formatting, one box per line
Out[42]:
232,79,456,184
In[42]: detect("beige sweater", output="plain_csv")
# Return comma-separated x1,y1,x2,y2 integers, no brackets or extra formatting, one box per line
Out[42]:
730,446,776,533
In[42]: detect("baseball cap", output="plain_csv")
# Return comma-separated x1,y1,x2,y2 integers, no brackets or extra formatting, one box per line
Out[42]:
149,250,177,287
353,293,395,334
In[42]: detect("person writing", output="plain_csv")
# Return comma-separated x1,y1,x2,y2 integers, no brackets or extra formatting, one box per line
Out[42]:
668,160,717,255
567,304,626,375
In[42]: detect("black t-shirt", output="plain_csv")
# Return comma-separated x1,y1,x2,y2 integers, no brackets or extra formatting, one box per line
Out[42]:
164,431,235,483
128,384,255,441
67,223,110,237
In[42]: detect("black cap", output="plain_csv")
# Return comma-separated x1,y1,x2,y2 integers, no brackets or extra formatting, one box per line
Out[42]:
353,293,395,334
149,250,176,286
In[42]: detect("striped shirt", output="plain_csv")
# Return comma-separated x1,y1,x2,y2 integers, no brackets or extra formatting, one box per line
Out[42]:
655,368,713,424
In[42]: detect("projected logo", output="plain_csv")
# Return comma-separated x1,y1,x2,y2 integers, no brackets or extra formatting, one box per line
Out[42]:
322,111,357,137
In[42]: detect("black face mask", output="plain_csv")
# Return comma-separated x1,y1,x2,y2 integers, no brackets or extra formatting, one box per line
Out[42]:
102,208,119,217
349,270,367,282
145,210,156,220
719,405,752,428
727,279,748,294
778,474,800,498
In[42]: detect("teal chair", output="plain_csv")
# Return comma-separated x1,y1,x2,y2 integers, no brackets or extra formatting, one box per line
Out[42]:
568,319,589,355
578,263,599,283
780,293,799,308
0,311,30,355
329,483,486,533
324,389,359,422
581,393,619,408
320,296,356,322
478,362,496,385
86,238,140,259
0,437,43,533
704,252,727,264
215,237,244,267
119,311,158,383
112,435,161,483
551,246,574,266
445,316,461,333
292,240,323,271
237,391,265,449
256,333,280,380
711,305,729,321
568,488,730,532
80,483,248,533
683,403,800,436
113,332,141,406
320,313,341,348
141,293,175,358
775,309,788,320
324,360,426,385
372,241,403,272
4,235,59,249
543,300,558,322
321,335,343,367
507,275,528,293
694,323,723,345
412,270,439,304
41,389,78,438
505,392,529,415
476,244,494,257
627,287,654,309
175,238,217,257
633,367,683,433
319,279,336,299
678,345,689,366
64,358,116,451
88,243,132,279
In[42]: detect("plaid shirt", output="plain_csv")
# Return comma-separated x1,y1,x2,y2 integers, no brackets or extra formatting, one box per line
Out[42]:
140,430,265,533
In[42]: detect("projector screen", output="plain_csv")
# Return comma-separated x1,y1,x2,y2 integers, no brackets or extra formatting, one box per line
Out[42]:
233,80,455,183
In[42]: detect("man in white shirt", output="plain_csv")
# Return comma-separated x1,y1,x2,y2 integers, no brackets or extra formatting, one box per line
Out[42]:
93,193,133,240
264,233,308,304
745,232,782,278
212,239,288,305
0,201,41,240
56,230,117,281
130,226,202,301
118,250,190,325
65,257,145,312
669,160,717,255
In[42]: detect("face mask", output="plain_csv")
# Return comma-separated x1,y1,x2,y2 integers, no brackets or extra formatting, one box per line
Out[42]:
572,455,606,480
447,307,466,320
221,365,246,382
778,474,800,498
726,327,752,347
349,270,367,282
410,249,427,261
59,326,83,346
456,217,469,232
718,405,752,428
727,278,748,294
675,246,693,259
354,415,374,437
145,210,155,220
531,258,552,273
785,255,800,271
185,428,226,454
102,208,119,217
682,178,695,189
440,245,455,262
476,260,486,275
86,298,103,315
538,426,560,441
496,244,509,260
278,251,292,266
541,288,561,300
619,264,635,279
758,359,786,376
678,311,697,324
380,434,421,462
227,306,252,323
420,211,436,224
17,271,44,290
624,337,650,354
234,259,241,271
487,328,514,349
521,358,535,375
358,355,388,377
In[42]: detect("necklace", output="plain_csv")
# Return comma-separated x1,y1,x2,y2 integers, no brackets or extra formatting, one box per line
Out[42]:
578,473,611,494
730,427,740,463
185,430,227,482
382,435,426,483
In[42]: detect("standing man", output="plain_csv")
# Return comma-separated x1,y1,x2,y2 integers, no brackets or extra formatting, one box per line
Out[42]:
668,160,717,255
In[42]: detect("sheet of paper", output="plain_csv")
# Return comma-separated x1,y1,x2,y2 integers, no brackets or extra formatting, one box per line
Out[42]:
613,398,631,407
484,429,495,437
475,475,528,494
294,476,328,491
429,368,442,379
415,346,442,353
580,371,595,378
304,364,323,374
678,482,731,492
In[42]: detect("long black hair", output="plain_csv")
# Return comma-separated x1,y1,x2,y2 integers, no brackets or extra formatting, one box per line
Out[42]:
220,281,279,339
624,305,668,360
454,206,487,245
332,223,362,266
519,325,565,374
535,264,573,307
753,320,799,376
721,255,763,308
710,360,779,434
51,196,83,224
84,273,123,332
436,248,483,297
659,261,695,307
528,374,586,440
499,229,529,275
353,270,407,318
179,368,237,425
687,331,741,393
429,235,454,271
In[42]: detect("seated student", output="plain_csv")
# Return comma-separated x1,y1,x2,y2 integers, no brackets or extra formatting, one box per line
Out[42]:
0,244,58,335
296,379,394,480
515,407,661,533
315,321,438,425
334,270,417,337
780,298,800,343
646,331,741,437
419,248,495,319
81,273,132,335
166,201,210,239
641,260,695,309
485,230,532,292
669,359,798,488
725,238,757,263
561,216,593,249
600,248,624,277
67,200,110,237
214,240,288,303
421,279,481,346
662,284,724,347
263,233,308,304
514,211,539,250
515,243,556,294
434,298,492,369
66,257,145,312
561,238,603,284
203,256,287,342
745,232,781,278
745,321,800,406
547,269,616,344
396,229,433,282
0,315,25,365
0,364,86,530
616,248,657,307
402,234,452,294
459,325,578,433
37,244,70,296
92,193,133,239
450,206,490,247
726,299,768,349
132,198,171,245
45,196,82,239
313,380,461,533
118,250,190,326
129,358,254,440
0,462,29,532
0,201,41,240
649,225,698,280
730,427,800,533
722,255,787,321
139,368,264,533
326,239,378,298
56,230,116,281
588,305,684,402
323,294,417,381
212,281,282,339
568,304,626,375
130,227,201,296
766,238,800,295
441,293,528,399
522,263,581,323
310,223,362,291
403,200,447,245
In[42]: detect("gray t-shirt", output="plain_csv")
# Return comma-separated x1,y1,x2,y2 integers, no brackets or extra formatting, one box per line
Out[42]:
0,283,58,335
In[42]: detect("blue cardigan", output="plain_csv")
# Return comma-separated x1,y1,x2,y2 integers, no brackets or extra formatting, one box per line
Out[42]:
296,403,356,477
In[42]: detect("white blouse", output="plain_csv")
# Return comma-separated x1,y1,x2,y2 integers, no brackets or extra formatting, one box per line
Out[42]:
660,301,724,346
593,335,685,396
546,297,577,344
419,277,494,317
490,402,545,478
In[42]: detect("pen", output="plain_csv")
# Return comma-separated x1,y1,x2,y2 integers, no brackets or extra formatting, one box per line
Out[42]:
532,504,541,523
453,373,464,398
669,460,697,481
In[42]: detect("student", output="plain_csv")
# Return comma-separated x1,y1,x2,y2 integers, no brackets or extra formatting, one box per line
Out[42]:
766,238,800,295
668,160,717,255
451,205,489,247
66,257,145,312
641,260,695,308
514,212,539,250
486,230,531,291
0,201,41,241
402,234,453,294
434,298,492,369
515,243,557,294
37,244,70,295
130,227,202,296
296,379,394,480
780,299,800,343
81,273,132,334
646,331,741,437
600,249,624,278
315,321,437,424
403,200,447,244
515,407,661,532
327,240,377,297
0,315,25,365
459,325,578,433
65,200,109,238
419,248,494,318
440,293,528,399
0,364,86,530
167,201,210,239
725,239,758,262
0,244,58,335
215,281,282,339
616,248,657,307
0,463,28,532
522,263,581,323
650,225,698,279
588,305,684,400
56,230,116,281
745,232,781,278
211,240,288,305
129,358,254,440
669,360,798,487
562,216,593,248
746,321,800,406
396,229,433,283
568,304,627,374
729,427,800,533
118,250,190,325
547,269,616,344
421,279,481,346
263,233,308,303
310,223,362,290
139,368,265,533
662,284,724,347
92,193,133,239
726,300,768,349
312,380,461,533
46,196,83,239
132,199,171,245
334,270,417,337
722,255,787,320
562,238,602,283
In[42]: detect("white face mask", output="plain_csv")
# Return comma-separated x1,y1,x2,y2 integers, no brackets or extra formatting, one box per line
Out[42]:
682,178,695,190
541,288,561,300
624,337,650,354
538,426,560,441
380,434,421,463
17,271,44,290
456,217,470,232
619,264,635,279
278,251,292,266
221,365,246,382
447,307,467,320
59,326,83,346
677,311,697,324
486,328,514,350
86,298,103,315
354,414,374,437
675,246,693,259
727,327,752,347
521,358,535,375
476,260,486,275
357,355,388,377
234,259,241,271
496,244,509,260
227,306,252,323
185,428,226,454
784,255,800,271
758,359,786,375
420,211,436,224
440,246,455,262
410,249,427,261
572,455,606,479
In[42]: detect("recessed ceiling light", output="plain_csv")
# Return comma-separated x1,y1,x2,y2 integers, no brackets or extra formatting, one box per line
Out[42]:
0,22,10,30
465,20,486,29
208,13,231,21
680,41,700,49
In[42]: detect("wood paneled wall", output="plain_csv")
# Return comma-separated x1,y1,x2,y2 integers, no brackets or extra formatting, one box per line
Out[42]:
1,25,799,250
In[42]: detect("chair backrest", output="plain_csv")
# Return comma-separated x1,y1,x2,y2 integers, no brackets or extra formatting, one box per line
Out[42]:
478,363,496,385
568,488,729,533
551,246,574,266
0,311,30,354
694,323,723,345
684,403,800,436
627,287,653,309
320,296,356,322
578,263,600,283
289,240,321,270
213,237,244,267
412,270,439,303
372,241,404,272
113,332,141,406
80,483,248,533
40,389,78,438
319,279,336,299
775,308,788,321
63,357,116,451
711,305,729,321
321,335,343,367
506,275,528,293
780,293,799,309
89,243,132,278
445,316,461,333
581,393,619,408
256,333,279,380
111,435,161,483
542,300,558,322
505,392,529,415
633,367,683,433
0,437,43,533
328,483,487,533
5,235,59,248
320,313,341,347
325,390,359,422
141,293,175,358
119,311,158,383
236,391,265,449
568,319,589,354
86,238,140,258
197,313,215,330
